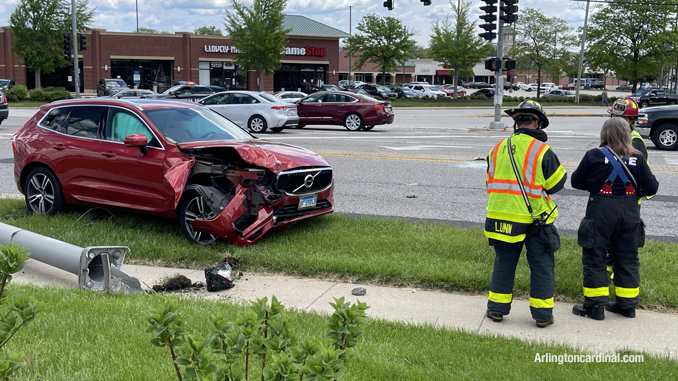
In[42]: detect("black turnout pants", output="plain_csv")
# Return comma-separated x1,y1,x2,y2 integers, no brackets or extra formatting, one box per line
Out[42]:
488,225,559,321
578,195,642,309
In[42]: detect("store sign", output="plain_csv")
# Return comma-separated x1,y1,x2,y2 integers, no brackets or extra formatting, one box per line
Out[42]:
203,44,326,57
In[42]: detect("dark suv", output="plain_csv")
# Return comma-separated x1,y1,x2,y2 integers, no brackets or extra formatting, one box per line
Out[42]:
591,81,605,89
97,78,129,97
0,90,8,126
0,79,16,91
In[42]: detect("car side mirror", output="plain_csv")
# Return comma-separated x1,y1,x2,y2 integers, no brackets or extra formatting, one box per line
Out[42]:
124,133,149,155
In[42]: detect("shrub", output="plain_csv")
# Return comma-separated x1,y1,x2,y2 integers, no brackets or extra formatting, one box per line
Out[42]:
5,84,28,102
437,94,447,100
518,96,525,101
44,88,72,102
388,96,396,101
373,95,382,100
29,88,46,101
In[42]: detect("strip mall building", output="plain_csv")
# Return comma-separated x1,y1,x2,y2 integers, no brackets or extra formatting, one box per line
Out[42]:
0,15,355,93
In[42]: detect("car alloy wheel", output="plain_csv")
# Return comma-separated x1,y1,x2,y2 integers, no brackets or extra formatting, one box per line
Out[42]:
344,113,363,131
654,124,678,150
181,194,218,245
249,116,268,133
25,168,65,215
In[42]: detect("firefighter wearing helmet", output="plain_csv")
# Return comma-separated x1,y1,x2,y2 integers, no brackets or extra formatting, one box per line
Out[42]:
609,98,648,159
484,100,567,328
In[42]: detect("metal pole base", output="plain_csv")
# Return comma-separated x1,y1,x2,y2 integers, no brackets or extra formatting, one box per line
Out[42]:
488,121,506,130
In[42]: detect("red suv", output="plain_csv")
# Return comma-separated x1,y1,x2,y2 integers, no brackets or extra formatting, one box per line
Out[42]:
13,99,334,246
296,91,394,131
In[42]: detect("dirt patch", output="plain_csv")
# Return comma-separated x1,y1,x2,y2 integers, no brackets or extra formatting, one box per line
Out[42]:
152,275,204,292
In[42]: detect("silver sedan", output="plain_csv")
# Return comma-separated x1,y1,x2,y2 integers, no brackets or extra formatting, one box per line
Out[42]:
199,91,299,133
106,89,158,99
545,90,575,99
274,91,307,103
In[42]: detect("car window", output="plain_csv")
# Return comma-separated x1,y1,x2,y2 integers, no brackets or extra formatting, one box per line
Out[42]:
177,87,192,95
105,108,158,147
279,93,290,99
229,94,259,104
323,94,339,103
194,87,212,94
341,95,358,102
144,107,253,143
163,85,182,94
258,93,279,103
202,94,229,105
40,107,73,134
300,93,324,104
66,106,105,138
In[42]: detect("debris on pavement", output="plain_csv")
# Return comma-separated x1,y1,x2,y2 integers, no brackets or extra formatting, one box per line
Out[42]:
406,195,417,199
205,261,235,292
352,287,367,296
152,275,204,292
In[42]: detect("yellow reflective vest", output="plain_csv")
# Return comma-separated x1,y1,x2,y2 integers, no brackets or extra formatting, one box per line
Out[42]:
485,133,567,243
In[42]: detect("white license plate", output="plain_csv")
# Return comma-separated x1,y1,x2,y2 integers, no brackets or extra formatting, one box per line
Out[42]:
298,195,317,210
386,106,392,112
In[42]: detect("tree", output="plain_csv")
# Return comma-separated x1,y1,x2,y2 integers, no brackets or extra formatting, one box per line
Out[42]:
586,0,677,93
410,45,431,59
429,1,491,99
194,26,223,36
224,0,289,91
346,14,416,85
9,0,94,88
507,7,573,99
135,27,170,34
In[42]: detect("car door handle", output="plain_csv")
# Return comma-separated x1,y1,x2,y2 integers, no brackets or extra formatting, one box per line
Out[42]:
51,144,65,151
100,152,116,158
338,104,346,107
314,104,322,106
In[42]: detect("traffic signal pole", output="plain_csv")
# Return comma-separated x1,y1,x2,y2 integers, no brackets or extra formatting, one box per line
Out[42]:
489,17,505,130
71,0,80,98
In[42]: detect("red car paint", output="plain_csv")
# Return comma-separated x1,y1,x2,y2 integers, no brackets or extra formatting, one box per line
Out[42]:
296,91,395,129
13,99,334,246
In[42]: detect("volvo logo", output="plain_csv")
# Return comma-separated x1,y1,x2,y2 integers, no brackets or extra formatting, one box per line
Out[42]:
303,174,314,188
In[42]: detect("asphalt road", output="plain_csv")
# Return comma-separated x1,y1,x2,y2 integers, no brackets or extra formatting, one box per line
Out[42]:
1,106,676,240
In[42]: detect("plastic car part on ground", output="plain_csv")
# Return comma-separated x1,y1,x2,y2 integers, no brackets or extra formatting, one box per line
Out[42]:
205,262,235,292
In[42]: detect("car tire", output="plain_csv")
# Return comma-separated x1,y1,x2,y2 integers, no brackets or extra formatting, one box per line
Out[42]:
271,127,284,132
363,125,375,130
344,113,364,131
652,124,678,150
24,167,66,216
248,115,268,133
640,101,649,108
670,100,677,105
296,124,306,129
178,191,218,245
526,88,532,92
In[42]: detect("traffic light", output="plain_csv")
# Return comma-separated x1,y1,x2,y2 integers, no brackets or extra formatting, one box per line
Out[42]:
78,33,87,51
420,0,431,6
500,0,519,24
479,0,498,41
383,0,393,10
504,59,516,71
63,33,72,61
485,58,501,71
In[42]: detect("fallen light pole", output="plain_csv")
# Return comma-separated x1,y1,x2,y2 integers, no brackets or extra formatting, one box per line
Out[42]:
0,222,143,294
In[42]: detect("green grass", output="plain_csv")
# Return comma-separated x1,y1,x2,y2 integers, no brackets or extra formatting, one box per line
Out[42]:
6,101,48,108
7,285,676,381
1,199,677,309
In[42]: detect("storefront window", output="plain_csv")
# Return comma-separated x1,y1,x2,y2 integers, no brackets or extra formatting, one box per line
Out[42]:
110,59,173,92
200,61,247,90
274,64,327,92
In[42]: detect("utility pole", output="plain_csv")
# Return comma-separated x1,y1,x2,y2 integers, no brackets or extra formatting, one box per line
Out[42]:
348,6,353,84
71,0,80,98
136,0,139,33
489,15,505,130
575,0,590,105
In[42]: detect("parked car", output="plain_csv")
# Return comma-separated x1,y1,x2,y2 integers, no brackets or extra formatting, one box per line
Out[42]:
199,91,299,133
616,83,632,91
310,84,341,93
442,84,466,96
407,84,447,97
473,88,511,99
545,90,575,99
540,83,558,93
172,81,196,86
338,80,365,89
207,85,227,93
147,84,215,102
591,81,605,89
96,78,129,97
12,99,334,245
635,105,678,150
521,83,538,92
106,89,157,99
357,83,391,99
468,82,492,89
562,83,576,90
629,89,678,108
0,90,8,126
392,87,420,99
0,79,15,91
274,91,307,103
346,87,369,96
296,91,394,131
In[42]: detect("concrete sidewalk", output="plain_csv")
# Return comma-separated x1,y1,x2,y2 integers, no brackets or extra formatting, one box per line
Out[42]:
14,259,678,360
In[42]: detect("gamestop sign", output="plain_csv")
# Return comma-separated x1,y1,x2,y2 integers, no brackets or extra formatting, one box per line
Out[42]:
285,46,327,57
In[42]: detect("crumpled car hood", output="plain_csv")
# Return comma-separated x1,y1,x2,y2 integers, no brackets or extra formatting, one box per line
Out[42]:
177,139,329,173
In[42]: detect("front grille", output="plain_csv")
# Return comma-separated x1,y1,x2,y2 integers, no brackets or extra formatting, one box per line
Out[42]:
276,168,332,195
274,200,332,222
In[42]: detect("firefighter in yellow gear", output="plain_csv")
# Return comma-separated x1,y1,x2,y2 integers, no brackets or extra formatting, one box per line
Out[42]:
485,100,567,328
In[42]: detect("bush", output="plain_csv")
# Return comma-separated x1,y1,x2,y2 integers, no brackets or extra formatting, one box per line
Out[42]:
437,94,447,100
579,94,594,102
388,96,396,101
373,95,382,100
519,96,525,101
5,84,28,102
29,88,46,101
45,88,72,102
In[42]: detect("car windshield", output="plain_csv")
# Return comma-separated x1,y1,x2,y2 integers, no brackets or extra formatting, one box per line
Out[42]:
563,91,574,95
377,86,390,92
634,90,650,96
401,88,415,94
107,80,127,88
324,85,340,91
258,93,280,103
163,85,183,94
143,107,253,143
0,80,8,87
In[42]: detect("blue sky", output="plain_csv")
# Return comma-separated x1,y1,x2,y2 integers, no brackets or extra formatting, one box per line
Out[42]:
0,0,591,46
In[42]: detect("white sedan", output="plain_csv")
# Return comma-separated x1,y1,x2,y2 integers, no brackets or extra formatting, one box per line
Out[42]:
199,91,299,133
520,83,539,92
274,91,307,104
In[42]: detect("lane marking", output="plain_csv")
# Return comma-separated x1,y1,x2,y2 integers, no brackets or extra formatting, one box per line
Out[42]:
381,145,474,150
